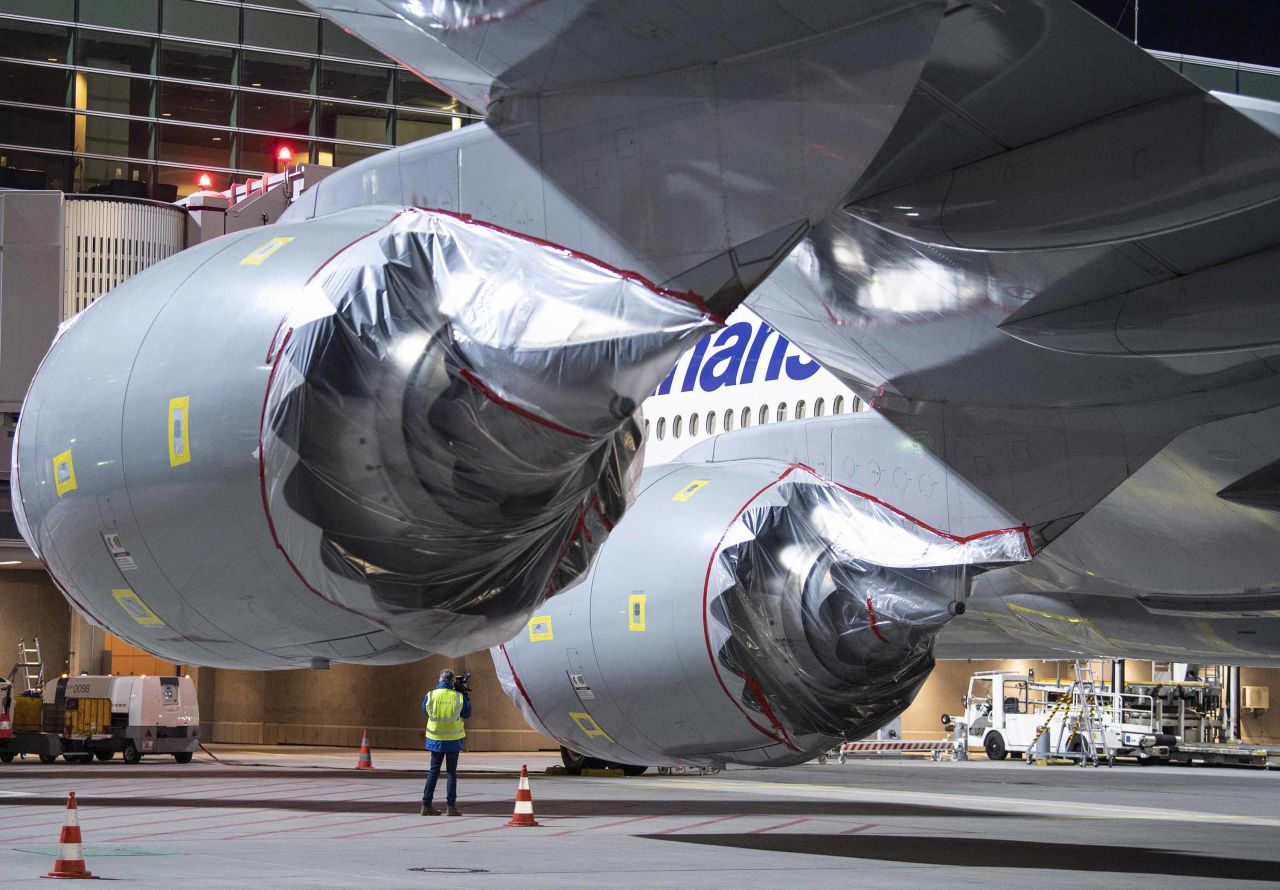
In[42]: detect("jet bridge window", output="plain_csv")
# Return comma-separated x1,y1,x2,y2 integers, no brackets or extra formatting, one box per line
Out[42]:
655,417,666,440
833,395,845,415
706,411,717,435
689,413,699,437
814,398,825,417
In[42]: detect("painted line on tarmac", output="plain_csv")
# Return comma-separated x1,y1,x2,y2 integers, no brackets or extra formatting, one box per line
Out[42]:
748,817,811,834
677,778,1280,828
656,815,742,835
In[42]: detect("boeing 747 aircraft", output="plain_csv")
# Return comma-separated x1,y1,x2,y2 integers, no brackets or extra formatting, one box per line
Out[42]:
12,0,1280,768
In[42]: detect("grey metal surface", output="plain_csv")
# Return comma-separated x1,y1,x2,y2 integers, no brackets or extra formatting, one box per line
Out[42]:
0,191,62,415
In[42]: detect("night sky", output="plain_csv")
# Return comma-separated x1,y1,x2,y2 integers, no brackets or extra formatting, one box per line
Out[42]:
1075,0,1280,68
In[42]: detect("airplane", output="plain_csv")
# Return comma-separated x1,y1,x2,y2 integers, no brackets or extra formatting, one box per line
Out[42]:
12,0,1280,767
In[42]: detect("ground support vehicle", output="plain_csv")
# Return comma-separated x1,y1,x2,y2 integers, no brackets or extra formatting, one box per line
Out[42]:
963,668,1174,765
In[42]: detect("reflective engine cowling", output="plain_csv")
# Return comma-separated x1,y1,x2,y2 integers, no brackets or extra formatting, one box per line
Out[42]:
12,206,716,668
494,459,1031,768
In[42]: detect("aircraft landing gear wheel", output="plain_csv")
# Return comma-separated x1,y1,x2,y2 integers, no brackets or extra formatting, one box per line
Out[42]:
560,746,588,776
984,733,1008,761
39,753,58,764
122,741,142,765
173,751,193,764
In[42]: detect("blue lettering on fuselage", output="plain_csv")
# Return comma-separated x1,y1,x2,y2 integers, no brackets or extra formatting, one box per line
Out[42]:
653,321,820,396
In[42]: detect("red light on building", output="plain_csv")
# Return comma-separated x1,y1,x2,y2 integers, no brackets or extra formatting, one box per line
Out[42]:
276,145,293,163
197,173,213,189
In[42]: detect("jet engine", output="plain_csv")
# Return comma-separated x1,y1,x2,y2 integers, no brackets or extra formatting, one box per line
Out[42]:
494,459,1031,768
12,206,715,668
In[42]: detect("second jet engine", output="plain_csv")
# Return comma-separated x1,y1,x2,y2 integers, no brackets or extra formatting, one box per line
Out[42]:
495,458,1031,768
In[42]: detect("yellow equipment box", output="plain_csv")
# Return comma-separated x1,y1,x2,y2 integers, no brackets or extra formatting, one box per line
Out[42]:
13,696,42,732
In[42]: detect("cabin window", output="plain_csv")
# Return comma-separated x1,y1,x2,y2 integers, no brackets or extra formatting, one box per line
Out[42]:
656,417,666,440
673,415,683,438
706,411,717,435
833,395,845,415
724,409,734,431
853,396,864,412
795,400,806,420
741,407,751,428
644,419,650,435
689,413,700,436
758,405,768,425
814,397,825,417
776,402,788,423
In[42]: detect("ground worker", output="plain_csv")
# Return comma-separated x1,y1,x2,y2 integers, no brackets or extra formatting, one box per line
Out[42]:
421,668,471,816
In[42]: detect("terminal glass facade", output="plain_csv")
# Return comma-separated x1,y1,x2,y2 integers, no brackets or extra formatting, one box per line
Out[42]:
0,0,477,197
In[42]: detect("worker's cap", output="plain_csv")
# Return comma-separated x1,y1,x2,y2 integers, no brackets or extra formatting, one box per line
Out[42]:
439,669,455,685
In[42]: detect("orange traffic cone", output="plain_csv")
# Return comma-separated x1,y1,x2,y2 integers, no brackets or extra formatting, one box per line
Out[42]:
355,729,375,770
506,764,540,827
45,791,95,879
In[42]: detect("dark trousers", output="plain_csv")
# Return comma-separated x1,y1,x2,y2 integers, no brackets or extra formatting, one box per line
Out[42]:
423,750,459,806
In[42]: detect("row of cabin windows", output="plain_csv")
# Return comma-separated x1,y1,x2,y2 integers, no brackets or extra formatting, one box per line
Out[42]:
644,395,861,442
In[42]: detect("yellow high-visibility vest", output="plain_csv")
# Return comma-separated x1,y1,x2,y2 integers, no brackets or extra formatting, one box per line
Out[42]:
424,688,466,741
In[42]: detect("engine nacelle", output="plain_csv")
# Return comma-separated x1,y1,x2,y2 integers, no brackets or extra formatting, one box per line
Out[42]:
13,206,714,668
495,459,1031,768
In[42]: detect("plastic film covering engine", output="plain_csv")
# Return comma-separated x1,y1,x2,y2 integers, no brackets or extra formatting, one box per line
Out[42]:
708,466,1032,746
262,208,715,654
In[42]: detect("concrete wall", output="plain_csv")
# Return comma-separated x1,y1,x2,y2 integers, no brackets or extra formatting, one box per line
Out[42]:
204,650,556,753
1240,667,1280,743
0,570,69,685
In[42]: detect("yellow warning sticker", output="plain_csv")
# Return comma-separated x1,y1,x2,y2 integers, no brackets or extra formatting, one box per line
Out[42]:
528,615,554,642
569,711,612,741
112,588,164,626
671,479,709,502
53,449,77,497
628,593,646,632
168,396,191,467
239,236,294,266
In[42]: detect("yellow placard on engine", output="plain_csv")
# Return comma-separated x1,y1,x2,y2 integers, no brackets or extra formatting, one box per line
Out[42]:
569,711,612,741
112,588,164,626
239,236,294,266
53,449,77,497
168,396,191,467
671,479,709,502
528,615,553,642
628,593,646,632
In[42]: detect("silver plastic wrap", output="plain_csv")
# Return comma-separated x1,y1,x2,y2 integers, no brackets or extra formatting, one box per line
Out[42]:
706,465,1031,748
261,208,715,654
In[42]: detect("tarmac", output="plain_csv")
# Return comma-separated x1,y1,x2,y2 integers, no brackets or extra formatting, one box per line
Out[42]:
1,744,1278,888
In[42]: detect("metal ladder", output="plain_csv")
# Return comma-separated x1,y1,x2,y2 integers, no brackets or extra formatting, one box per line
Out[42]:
9,638,43,693
1052,662,1107,765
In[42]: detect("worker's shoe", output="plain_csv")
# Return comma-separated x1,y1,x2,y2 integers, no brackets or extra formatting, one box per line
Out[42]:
446,806,462,817
420,804,442,816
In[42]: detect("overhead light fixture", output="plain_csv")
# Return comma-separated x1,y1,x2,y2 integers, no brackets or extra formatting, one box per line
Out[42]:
0,560,22,565
47,57,58,62
211,136,222,141
160,112,171,117
251,82,262,87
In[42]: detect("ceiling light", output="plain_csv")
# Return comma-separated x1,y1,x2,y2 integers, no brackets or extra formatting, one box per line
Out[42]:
0,560,22,566
211,136,222,141
160,112,171,117
251,82,262,87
